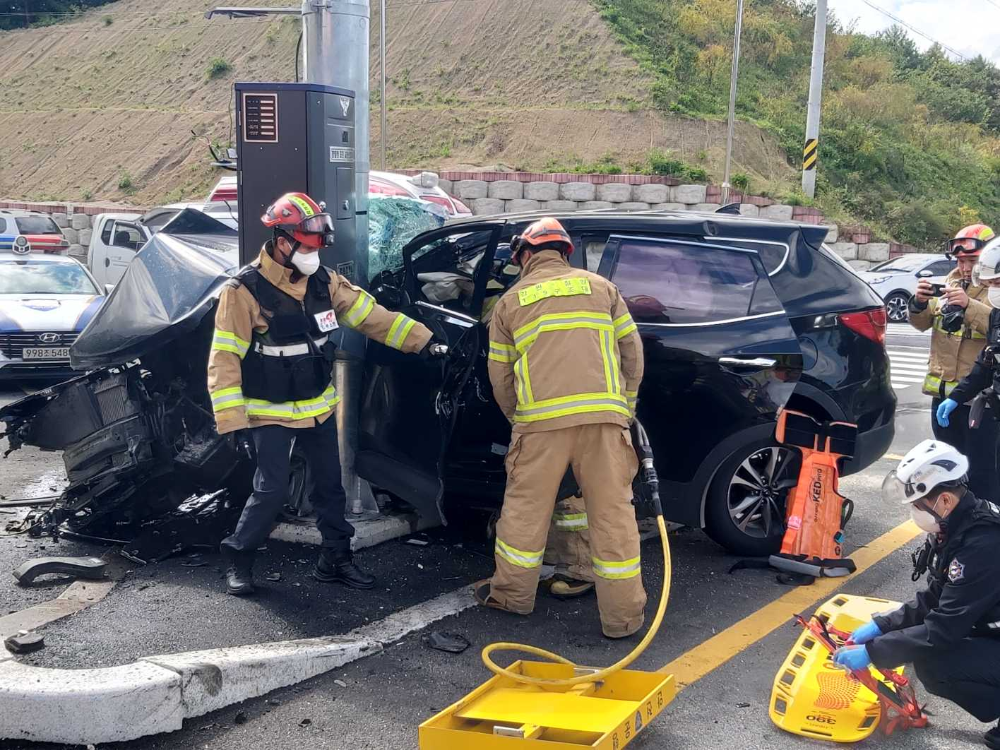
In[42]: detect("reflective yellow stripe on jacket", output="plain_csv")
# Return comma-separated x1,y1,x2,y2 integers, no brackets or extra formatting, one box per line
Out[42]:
385,313,418,350
210,386,246,413
342,290,375,329
932,317,987,339
244,385,341,420
923,374,959,397
212,330,250,358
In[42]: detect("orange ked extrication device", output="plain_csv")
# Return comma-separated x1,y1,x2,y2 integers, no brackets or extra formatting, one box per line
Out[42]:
770,409,858,579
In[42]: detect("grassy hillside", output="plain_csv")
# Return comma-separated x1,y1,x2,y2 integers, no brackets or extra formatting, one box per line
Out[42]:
0,0,794,205
595,0,1000,246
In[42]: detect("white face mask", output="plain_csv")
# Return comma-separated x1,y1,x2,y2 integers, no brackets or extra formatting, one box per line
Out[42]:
290,250,321,276
910,506,941,534
988,286,1000,307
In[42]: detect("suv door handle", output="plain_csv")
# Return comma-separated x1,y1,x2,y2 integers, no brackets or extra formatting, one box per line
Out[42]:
719,356,777,369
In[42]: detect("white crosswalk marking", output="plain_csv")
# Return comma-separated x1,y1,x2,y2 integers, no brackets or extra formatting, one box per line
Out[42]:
887,323,930,337
887,346,929,391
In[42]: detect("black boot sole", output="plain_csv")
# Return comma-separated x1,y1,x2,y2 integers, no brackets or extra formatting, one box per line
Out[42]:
226,582,255,596
312,569,376,589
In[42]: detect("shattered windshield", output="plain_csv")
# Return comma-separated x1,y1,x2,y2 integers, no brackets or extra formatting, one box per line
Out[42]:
368,195,447,280
0,261,99,295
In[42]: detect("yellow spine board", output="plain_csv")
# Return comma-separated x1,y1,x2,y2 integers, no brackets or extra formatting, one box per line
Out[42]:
769,594,905,743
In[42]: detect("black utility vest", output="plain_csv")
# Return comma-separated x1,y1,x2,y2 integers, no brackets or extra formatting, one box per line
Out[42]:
916,496,1000,634
986,307,1000,388
235,265,337,403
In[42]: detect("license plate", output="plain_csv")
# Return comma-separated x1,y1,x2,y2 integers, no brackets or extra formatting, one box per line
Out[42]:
22,347,70,360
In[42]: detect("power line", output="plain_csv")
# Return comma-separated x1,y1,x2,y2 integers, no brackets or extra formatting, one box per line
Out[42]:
859,0,966,60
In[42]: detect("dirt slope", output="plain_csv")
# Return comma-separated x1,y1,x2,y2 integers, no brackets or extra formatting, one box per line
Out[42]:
0,0,794,203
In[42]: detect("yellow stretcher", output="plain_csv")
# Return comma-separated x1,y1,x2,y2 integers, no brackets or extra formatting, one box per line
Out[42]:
770,594,927,743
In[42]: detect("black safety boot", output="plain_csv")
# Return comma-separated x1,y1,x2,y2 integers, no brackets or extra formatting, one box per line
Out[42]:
222,548,255,596
313,550,376,589
985,721,1000,749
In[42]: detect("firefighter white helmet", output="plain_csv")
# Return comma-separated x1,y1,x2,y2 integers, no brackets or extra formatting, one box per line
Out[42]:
973,237,1000,284
881,439,969,506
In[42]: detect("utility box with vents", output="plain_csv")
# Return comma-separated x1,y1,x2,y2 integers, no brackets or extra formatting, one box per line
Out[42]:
235,82,358,280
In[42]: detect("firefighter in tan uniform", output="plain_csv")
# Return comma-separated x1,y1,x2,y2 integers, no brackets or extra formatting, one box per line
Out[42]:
208,192,436,596
909,224,997,500
474,218,646,638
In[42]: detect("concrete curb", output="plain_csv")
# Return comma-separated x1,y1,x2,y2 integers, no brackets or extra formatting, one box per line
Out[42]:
0,584,477,745
270,512,438,549
0,637,379,745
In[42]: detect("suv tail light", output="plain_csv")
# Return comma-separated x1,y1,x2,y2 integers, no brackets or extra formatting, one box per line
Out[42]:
451,197,472,214
368,178,412,197
839,307,886,346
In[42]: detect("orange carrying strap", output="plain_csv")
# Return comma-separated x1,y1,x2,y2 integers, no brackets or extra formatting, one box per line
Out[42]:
774,410,858,572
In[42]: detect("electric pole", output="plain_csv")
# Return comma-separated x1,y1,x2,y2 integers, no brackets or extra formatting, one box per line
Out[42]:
802,0,827,199
721,0,744,206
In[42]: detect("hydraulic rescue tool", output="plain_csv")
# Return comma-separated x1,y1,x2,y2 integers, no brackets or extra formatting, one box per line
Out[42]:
770,594,928,742
770,409,858,580
419,420,675,749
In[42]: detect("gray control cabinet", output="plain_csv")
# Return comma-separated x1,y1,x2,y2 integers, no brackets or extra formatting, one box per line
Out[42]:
235,82,358,281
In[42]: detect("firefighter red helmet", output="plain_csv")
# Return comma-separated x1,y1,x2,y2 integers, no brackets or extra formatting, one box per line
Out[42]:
261,192,335,249
947,224,995,258
510,217,574,263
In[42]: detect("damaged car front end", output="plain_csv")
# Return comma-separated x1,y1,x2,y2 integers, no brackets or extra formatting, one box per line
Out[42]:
0,210,250,542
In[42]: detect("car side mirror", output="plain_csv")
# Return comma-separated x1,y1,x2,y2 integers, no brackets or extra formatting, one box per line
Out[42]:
917,270,933,278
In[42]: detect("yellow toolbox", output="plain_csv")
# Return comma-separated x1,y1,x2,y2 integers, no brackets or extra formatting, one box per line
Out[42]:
419,660,676,749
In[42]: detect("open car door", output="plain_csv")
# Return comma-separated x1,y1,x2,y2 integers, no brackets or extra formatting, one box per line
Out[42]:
356,224,501,523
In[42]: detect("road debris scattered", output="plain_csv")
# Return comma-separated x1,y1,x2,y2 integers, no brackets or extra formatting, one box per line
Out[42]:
423,630,471,654
4,631,44,654
12,556,107,587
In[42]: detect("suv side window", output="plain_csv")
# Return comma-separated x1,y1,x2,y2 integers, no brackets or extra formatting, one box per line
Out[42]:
0,218,6,233
926,260,954,276
611,238,759,325
713,237,789,275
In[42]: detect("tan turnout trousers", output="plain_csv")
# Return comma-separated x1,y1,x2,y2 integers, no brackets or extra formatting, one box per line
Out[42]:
544,493,593,582
490,423,646,638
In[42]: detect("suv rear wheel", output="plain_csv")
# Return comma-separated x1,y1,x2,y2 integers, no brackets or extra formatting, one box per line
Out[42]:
704,438,801,556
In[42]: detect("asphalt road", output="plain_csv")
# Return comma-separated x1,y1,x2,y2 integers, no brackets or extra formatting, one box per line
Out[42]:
0,331,990,750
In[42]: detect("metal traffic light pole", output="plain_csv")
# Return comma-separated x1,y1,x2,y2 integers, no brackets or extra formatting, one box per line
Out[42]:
721,0,744,206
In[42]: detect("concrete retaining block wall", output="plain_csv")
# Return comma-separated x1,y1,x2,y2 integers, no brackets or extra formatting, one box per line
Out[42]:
78,228,92,247
693,203,722,213
673,184,707,204
524,181,559,201
488,180,523,200
505,199,541,212
635,184,670,204
618,202,651,211
762,204,794,221
454,180,488,200
542,200,579,211
739,204,759,217
830,242,859,261
70,213,90,230
596,183,632,203
471,198,504,216
560,182,596,202
859,242,890,262
580,201,613,210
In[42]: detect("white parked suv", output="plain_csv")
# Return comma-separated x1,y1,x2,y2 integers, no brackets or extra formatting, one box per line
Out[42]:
861,253,955,323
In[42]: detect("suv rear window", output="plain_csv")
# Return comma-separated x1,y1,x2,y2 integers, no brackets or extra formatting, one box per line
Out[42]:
15,216,60,234
613,239,758,324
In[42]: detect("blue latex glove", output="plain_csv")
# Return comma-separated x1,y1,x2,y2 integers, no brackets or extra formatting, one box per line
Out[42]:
850,620,882,645
936,398,958,427
833,645,872,671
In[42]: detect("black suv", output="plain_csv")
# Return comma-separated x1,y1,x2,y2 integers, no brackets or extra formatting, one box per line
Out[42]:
355,210,895,555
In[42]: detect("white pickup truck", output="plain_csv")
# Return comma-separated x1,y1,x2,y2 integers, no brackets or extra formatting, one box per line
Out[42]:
87,204,239,289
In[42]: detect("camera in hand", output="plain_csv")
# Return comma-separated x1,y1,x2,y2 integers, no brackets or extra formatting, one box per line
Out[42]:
930,283,947,297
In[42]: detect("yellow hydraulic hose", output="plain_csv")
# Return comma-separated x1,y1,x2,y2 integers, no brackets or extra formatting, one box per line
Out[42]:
481,512,671,687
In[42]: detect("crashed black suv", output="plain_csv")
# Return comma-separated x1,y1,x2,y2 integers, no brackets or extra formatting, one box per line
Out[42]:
0,209,893,557
357,210,894,555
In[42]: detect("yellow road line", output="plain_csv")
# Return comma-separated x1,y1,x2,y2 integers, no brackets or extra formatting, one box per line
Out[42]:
657,520,922,687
